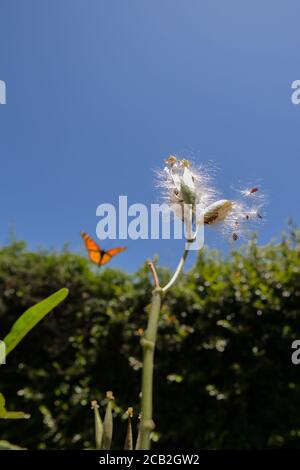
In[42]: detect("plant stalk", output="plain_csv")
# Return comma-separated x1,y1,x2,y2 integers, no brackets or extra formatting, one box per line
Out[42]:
139,287,162,449
139,241,193,449
162,245,190,293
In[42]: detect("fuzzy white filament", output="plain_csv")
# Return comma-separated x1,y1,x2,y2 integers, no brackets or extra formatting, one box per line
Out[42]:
157,155,265,242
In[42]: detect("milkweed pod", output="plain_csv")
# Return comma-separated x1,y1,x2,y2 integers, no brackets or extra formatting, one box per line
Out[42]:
180,167,196,206
124,407,134,450
91,400,103,450
102,391,114,450
203,200,233,225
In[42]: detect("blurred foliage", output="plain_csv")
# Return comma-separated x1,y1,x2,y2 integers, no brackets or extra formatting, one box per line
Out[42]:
1,229,300,449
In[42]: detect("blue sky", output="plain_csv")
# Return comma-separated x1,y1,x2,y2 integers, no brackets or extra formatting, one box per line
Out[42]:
0,1,299,272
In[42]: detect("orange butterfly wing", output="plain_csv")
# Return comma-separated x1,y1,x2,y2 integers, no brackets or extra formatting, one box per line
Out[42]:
81,232,103,266
100,246,127,266
81,232,127,266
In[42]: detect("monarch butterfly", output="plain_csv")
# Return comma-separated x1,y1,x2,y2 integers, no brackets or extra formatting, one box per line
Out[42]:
81,232,127,266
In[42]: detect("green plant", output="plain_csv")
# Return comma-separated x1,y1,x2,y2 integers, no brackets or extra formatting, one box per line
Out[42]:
1,228,300,450
138,156,265,448
91,393,135,450
0,288,69,448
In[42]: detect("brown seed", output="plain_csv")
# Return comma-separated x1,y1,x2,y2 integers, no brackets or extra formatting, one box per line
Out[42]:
204,211,219,225
232,233,239,241
249,187,258,194
257,212,263,219
203,200,233,225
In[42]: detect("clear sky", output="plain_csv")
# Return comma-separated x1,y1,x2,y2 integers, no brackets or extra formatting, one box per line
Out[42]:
0,1,299,272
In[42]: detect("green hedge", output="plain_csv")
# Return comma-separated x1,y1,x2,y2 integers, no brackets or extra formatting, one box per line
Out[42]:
1,231,300,449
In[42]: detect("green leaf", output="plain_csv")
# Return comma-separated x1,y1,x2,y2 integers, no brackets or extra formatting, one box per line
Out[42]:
0,340,5,364
0,440,26,450
0,393,30,420
3,288,69,356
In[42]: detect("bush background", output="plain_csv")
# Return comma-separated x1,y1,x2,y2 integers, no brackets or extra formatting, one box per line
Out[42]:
1,230,300,449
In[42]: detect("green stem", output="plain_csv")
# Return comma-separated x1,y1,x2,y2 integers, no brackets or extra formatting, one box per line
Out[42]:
162,245,191,293
139,287,162,449
139,243,192,449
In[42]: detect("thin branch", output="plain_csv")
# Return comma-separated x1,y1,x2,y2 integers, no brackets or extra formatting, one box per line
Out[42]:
147,261,160,289
161,245,190,293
